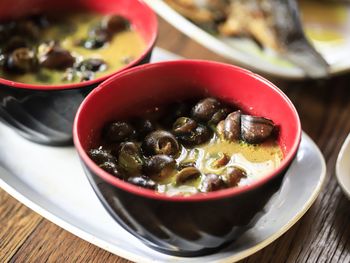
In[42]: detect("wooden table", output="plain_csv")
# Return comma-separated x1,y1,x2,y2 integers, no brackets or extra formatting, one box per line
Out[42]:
1,18,350,263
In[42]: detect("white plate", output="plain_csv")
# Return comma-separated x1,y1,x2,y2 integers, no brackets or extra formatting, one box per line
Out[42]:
336,133,350,199
0,49,326,262
145,0,350,79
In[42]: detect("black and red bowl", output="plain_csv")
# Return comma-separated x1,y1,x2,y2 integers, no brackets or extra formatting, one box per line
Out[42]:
0,0,157,146
73,60,302,256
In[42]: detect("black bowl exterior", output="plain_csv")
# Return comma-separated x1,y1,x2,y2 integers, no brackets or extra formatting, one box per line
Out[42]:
82,161,289,257
0,51,152,146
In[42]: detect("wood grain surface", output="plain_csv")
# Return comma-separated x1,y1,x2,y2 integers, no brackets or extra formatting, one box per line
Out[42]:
1,18,350,263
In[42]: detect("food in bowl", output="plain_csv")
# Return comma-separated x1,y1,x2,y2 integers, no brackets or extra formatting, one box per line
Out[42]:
164,0,329,77
88,97,282,196
0,13,145,85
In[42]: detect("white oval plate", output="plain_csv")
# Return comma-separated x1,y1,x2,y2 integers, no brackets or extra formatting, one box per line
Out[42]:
145,0,350,79
336,133,350,199
0,49,326,262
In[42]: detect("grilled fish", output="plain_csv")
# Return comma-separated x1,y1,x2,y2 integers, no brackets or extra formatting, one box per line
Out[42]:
166,0,329,78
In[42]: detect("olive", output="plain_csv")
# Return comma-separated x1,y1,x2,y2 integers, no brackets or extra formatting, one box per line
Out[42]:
76,58,107,72
192,97,222,122
99,161,123,178
176,123,212,146
200,173,227,192
241,115,275,144
104,121,135,143
79,70,94,82
38,42,75,70
175,167,201,185
142,130,180,157
89,148,116,165
144,155,176,177
127,176,157,190
224,166,247,187
118,142,143,175
223,111,241,141
102,15,130,34
172,117,197,134
6,47,37,73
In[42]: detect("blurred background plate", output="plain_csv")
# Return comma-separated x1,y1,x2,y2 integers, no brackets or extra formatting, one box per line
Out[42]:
145,0,350,79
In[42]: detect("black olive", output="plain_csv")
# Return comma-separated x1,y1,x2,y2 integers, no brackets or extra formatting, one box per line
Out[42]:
99,161,123,178
5,47,37,73
173,117,197,134
176,123,212,146
102,15,130,34
175,167,201,185
104,121,135,143
142,130,180,157
38,42,75,70
224,167,247,187
144,154,176,177
127,176,157,190
89,148,116,165
222,111,241,141
192,98,222,122
241,115,275,144
118,142,143,175
76,58,107,72
200,173,227,192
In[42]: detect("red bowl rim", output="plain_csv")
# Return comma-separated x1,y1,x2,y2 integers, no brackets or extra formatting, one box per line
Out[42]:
73,60,302,202
0,0,157,91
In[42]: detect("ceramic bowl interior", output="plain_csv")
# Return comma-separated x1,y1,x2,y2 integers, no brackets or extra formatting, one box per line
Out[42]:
0,0,157,90
74,60,301,201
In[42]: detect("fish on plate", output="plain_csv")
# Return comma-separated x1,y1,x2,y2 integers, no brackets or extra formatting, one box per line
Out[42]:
165,0,330,78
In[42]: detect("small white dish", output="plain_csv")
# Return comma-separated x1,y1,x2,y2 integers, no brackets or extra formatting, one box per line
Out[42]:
336,133,350,199
145,0,350,79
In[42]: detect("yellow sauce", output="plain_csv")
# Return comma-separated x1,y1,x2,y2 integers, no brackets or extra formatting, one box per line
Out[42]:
157,135,283,196
1,13,145,85
299,1,347,45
